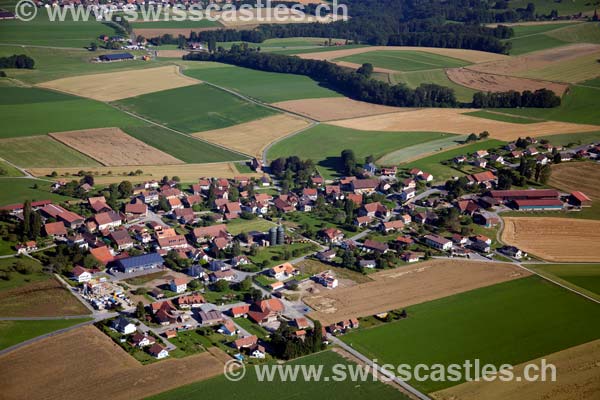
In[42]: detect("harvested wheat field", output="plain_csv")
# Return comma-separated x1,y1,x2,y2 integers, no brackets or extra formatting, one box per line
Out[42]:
0,325,229,400
0,278,90,318
272,97,409,121
304,259,529,326
298,46,509,64
502,217,600,262
157,49,189,58
49,128,183,166
37,65,200,102
193,114,311,158
446,68,568,95
134,26,224,38
329,108,600,141
550,162,600,200
467,43,600,76
29,162,258,185
432,339,600,400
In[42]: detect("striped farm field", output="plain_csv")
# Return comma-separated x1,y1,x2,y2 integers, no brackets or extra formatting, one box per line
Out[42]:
334,50,470,72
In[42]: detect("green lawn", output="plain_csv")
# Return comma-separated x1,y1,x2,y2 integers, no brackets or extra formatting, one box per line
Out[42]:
342,276,600,393
0,256,48,291
0,178,75,206
399,139,505,181
335,50,470,72
114,83,276,133
539,130,600,146
0,159,24,177
122,125,246,163
226,218,276,236
393,69,477,102
268,124,453,179
528,263,600,301
493,85,600,125
507,31,568,55
233,317,269,339
183,63,341,103
464,110,542,124
378,135,470,165
0,136,100,168
249,242,318,269
0,85,140,138
148,350,408,400
0,45,175,84
0,318,91,350
0,13,117,48
168,330,208,358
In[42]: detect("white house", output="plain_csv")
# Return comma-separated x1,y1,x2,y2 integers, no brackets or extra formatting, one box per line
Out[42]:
113,317,136,335
72,265,92,283
148,343,169,359
424,234,453,251
400,188,416,202
170,278,188,294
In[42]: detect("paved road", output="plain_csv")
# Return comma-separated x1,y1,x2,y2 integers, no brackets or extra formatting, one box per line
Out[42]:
330,335,431,400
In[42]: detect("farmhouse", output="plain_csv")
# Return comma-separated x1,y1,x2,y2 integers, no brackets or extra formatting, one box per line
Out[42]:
109,229,134,250
381,220,404,233
247,298,284,325
362,239,389,254
157,234,188,250
44,222,68,238
94,211,122,231
233,335,258,350
268,262,299,280
198,309,224,325
359,202,389,218
319,227,344,244
424,234,452,251
350,179,379,194
90,246,115,266
72,265,93,283
116,253,164,273
488,189,559,202
355,216,372,227
177,293,205,308
169,278,188,294
192,224,229,243
230,304,250,318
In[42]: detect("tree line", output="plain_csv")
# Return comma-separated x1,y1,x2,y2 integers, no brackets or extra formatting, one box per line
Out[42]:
0,54,35,69
184,46,561,109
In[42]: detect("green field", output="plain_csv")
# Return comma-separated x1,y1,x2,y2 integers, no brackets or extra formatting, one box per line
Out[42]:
507,32,568,55
495,85,600,125
271,44,369,56
0,178,75,206
392,70,477,102
582,77,600,88
0,318,91,350
114,83,276,133
518,50,600,83
148,350,408,400
0,13,117,48
342,276,600,393
122,125,245,163
529,263,600,301
539,130,600,146
0,136,100,168
268,124,453,179
0,256,48,291
226,218,276,235
399,139,504,181
508,0,599,15
335,50,470,72
464,110,542,124
504,22,600,55
0,159,24,177
183,63,341,103
378,135,470,165
131,19,220,29
546,22,600,43
0,45,174,84
0,85,140,138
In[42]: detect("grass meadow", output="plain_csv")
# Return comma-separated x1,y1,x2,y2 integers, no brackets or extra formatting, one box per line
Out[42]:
341,276,600,393
529,263,600,301
183,63,341,103
122,125,246,163
148,350,408,400
268,124,452,179
0,178,75,206
0,319,91,350
0,136,100,168
464,110,541,124
114,83,276,133
0,84,140,138
392,69,477,102
335,50,470,72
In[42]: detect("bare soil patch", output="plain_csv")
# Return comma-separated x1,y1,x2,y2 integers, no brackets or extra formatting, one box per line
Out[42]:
329,108,600,141
0,278,89,317
157,49,189,58
446,68,568,95
467,43,600,75
304,259,529,326
0,325,229,400
49,127,183,166
37,65,200,102
193,114,311,158
29,162,258,185
272,97,410,121
298,46,509,64
432,339,600,400
550,162,600,200
502,217,600,262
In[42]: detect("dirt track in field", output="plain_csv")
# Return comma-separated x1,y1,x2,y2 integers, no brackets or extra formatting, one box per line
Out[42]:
49,127,183,166
37,65,200,102
193,114,311,158
29,162,258,185
432,339,600,400
446,68,569,95
298,46,509,64
0,325,229,400
304,259,530,326
467,43,600,75
328,108,600,140
0,279,90,317
272,97,410,121
550,162,600,200
502,217,600,262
